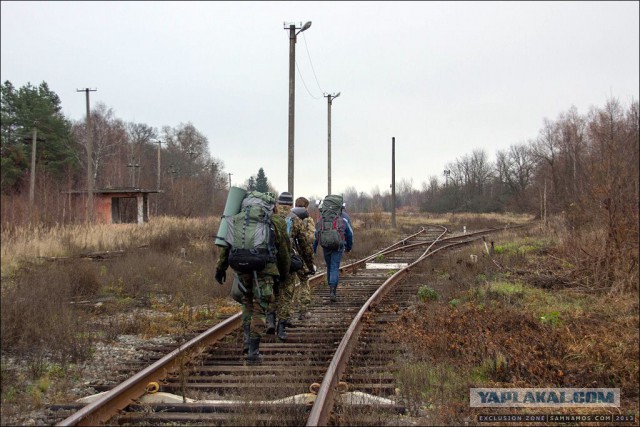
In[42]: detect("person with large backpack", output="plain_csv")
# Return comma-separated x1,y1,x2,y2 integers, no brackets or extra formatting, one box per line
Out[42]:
313,194,354,302
214,191,291,364
272,192,316,341
292,196,316,320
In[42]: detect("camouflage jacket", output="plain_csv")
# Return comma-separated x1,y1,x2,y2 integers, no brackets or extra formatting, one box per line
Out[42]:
278,206,315,271
216,214,291,281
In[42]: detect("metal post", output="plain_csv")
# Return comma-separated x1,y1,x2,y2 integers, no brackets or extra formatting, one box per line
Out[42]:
391,137,396,228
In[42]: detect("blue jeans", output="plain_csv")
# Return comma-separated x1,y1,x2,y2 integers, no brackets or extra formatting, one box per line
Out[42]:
323,248,344,289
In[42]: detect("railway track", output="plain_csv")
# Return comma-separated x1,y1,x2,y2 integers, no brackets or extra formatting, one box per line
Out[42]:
51,225,511,426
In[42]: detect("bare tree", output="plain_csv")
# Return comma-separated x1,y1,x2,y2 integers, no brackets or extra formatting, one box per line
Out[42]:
71,102,127,190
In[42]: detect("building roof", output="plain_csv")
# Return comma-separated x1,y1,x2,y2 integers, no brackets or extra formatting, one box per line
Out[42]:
64,188,162,195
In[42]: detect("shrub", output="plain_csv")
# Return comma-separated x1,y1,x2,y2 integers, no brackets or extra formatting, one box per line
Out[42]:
417,285,439,302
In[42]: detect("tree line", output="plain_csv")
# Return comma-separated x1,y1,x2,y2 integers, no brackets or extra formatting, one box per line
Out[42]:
1,80,231,225
2,80,637,290
2,81,638,233
343,100,638,223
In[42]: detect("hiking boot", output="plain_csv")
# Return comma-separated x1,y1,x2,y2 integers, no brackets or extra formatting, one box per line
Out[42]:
276,319,288,342
266,312,276,335
242,324,250,355
246,337,263,364
330,288,337,302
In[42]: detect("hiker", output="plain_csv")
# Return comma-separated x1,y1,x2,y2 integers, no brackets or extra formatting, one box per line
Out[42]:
313,194,354,302
272,192,316,341
214,191,291,364
292,196,316,320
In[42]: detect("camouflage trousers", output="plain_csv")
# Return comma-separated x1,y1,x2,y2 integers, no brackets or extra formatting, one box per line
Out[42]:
275,273,299,321
292,272,311,312
238,272,276,338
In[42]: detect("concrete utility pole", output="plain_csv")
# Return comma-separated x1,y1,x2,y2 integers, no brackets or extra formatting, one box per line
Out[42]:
391,137,396,228
285,20,311,196
324,92,340,195
228,172,233,189
77,88,97,222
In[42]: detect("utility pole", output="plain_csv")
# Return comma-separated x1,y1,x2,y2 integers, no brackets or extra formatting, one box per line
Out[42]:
285,21,312,195
228,172,233,189
29,124,38,210
391,137,396,228
127,157,140,188
77,88,97,223
155,140,163,190
324,92,340,195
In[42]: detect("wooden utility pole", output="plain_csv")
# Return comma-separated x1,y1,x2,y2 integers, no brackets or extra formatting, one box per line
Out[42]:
77,88,97,222
29,125,38,210
155,140,163,191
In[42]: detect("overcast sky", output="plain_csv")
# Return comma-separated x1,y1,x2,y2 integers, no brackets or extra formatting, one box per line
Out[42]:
2,1,638,200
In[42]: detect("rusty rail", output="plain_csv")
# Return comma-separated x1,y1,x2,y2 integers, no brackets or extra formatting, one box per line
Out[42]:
307,228,510,425
57,225,511,426
306,225,448,425
58,314,241,426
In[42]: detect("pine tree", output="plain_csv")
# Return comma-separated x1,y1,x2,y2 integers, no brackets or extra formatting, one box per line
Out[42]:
247,176,256,191
1,80,75,193
255,167,269,193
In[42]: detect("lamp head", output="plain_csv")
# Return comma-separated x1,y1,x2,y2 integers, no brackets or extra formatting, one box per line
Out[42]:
301,21,312,32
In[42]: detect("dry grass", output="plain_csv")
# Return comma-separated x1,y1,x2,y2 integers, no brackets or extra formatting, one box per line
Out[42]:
0,216,230,365
389,223,639,424
3,212,636,425
0,216,218,277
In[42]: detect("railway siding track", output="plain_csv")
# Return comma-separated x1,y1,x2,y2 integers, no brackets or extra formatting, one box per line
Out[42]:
52,225,512,426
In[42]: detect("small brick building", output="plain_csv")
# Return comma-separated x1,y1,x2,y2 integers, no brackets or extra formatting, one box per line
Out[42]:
66,188,161,224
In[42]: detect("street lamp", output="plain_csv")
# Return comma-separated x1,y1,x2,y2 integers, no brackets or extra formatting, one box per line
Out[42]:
324,92,340,195
285,20,312,196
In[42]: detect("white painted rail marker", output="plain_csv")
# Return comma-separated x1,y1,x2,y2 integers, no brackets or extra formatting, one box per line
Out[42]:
365,263,409,269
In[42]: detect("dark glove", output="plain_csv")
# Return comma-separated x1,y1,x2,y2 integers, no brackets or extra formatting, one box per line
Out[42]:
215,269,226,285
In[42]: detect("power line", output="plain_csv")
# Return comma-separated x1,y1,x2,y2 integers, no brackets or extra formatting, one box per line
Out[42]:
301,31,325,95
295,59,322,100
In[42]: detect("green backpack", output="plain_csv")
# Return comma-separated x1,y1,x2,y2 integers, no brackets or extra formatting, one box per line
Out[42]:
224,191,278,273
316,195,345,250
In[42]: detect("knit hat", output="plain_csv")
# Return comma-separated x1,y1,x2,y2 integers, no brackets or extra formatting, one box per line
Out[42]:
277,191,294,206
